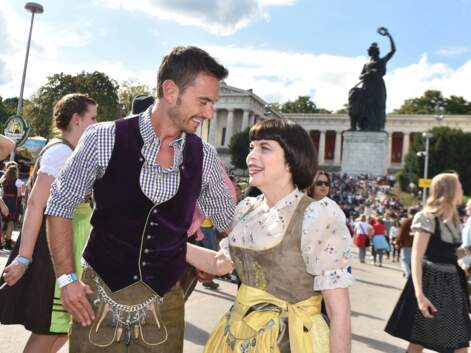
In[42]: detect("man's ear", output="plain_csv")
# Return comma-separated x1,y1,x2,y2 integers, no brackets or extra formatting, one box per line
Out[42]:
161,80,179,105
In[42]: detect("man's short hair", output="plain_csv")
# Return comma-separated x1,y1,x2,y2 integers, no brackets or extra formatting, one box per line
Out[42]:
157,46,228,98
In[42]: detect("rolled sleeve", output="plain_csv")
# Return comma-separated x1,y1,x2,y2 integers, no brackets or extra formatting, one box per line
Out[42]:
45,125,99,219
197,143,235,231
301,199,354,291
219,237,232,261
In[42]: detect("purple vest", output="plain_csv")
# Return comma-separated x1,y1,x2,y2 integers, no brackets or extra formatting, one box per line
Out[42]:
83,116,203,296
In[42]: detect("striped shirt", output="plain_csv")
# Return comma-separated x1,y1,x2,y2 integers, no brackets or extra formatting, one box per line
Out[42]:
45,107,235,231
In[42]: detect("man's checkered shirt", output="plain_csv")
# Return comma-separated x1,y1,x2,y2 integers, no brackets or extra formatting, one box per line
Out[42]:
45,108,235,231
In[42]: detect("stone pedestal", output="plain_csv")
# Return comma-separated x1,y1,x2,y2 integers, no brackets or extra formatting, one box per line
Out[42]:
341,131,388,176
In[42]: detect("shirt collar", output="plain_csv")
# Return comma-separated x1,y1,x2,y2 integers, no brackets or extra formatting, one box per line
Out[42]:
260,188,303,212
139,105,186,148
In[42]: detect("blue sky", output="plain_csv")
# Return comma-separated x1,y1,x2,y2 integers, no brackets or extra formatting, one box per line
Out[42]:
1,0,471,112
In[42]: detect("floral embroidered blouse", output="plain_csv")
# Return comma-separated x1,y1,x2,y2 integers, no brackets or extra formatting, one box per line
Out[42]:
220,189,353,291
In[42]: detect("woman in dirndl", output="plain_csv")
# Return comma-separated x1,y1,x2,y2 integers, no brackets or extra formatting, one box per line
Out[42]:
187,118,353,353
385,172,471,353
0,94,97,353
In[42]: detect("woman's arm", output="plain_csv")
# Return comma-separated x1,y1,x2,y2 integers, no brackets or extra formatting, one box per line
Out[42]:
411,230,437,318
323,288,351,353
2,173,54,286
186,243,234,276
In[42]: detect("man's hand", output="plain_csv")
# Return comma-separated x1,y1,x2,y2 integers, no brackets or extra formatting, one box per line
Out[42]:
61,281,95,326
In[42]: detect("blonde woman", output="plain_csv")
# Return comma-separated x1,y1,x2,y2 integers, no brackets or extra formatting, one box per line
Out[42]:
386,173,471,353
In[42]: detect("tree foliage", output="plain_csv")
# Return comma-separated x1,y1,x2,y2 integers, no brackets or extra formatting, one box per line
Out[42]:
394,90,471,115
28,71,122,137
276,96,331,114
401,127,471,195
118,79,153,114
229,127,250,170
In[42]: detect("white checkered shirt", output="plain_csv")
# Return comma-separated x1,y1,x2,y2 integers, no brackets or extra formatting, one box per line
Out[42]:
45,107,235,231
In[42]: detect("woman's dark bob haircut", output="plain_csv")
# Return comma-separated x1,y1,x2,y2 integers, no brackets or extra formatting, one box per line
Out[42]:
249,118,318,189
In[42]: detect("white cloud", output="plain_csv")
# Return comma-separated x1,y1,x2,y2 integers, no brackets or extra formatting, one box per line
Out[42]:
0,3,93,98
435,47,471,57
96,0,295,35
205,46,471,112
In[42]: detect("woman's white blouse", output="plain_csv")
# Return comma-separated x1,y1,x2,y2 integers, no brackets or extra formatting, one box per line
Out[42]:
220,189,353,291
38,144,73,178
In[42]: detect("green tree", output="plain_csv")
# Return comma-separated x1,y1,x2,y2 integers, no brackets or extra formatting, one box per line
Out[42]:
445,95,471,114
29,71,122,137
229,127,250,170
281,96,331,114
118,80,153,114
0,97,14,130
401,127,471,195
394,90,471,115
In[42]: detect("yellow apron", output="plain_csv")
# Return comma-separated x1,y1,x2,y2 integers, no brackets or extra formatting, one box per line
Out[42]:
204,284,329,353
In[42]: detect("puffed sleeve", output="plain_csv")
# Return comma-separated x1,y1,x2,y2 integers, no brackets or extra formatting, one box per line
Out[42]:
411,211,435,235
218,196,260,261
38,144,73,177
301,198,353,291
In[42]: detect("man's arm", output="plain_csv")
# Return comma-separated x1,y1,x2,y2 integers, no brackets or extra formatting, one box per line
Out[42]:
197,144,235,232
45,125,104,326
47,216,95,326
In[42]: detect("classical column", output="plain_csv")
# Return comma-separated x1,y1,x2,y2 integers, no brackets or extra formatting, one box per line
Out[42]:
318,130,326,165
387,132,393,166
334,131,342,165
402,132,410,164
224,109,234,147
208,110,217,146
241,110,250,131
249,112,255,126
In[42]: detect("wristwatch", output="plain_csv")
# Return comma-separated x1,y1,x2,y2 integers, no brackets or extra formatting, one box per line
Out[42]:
57,273,78,288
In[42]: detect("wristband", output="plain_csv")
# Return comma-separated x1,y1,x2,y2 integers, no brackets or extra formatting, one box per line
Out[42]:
15,255,32,268
57,273,78,288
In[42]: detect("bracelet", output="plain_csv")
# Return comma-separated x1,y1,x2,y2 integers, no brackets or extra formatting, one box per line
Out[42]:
57,273,78,288
15,255,32,268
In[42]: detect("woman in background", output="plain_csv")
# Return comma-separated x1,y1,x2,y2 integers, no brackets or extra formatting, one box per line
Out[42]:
0,94,97,353
386,172,471,353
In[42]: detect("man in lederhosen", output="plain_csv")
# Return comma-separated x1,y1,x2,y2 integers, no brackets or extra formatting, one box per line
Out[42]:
45,46,235,352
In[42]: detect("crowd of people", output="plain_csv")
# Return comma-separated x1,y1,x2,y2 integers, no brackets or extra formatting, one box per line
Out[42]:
0,45,469,353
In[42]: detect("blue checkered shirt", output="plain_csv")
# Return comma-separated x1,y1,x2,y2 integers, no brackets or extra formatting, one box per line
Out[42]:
45,108,235,231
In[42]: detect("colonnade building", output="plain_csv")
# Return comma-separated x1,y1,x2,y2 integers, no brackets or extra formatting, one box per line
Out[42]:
199,83,471,172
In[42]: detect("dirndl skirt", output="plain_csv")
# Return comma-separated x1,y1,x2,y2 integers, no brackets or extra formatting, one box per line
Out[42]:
0,203,92,334
385,259,471,352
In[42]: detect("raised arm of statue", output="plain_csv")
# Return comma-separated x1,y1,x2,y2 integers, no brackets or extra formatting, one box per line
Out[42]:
379,27,396,62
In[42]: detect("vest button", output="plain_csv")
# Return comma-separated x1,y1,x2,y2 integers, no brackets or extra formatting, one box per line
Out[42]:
144,248,150,254
150,221,159,226
139,157,144,162
133,275,139,280
146,235,152,240
153,209,158,214
142,261,147,266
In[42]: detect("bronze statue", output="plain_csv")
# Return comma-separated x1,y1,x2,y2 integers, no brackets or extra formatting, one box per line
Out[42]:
349,27,396,131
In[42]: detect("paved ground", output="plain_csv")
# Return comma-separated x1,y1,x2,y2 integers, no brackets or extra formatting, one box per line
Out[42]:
0,239,436,353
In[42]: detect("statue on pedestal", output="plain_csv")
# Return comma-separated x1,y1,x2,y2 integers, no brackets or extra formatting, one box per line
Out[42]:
349,27,396,131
